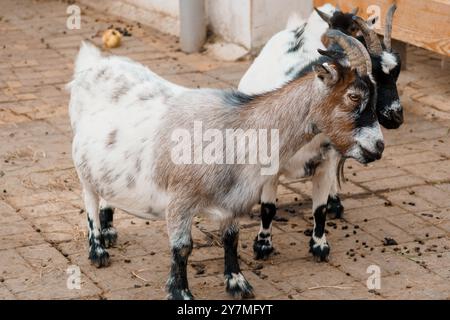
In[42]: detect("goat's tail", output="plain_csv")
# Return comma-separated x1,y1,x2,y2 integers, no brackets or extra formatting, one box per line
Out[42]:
75,41,102,74
67,41,102,90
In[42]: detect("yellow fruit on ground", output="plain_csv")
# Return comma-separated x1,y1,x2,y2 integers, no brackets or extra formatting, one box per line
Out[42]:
102,29,122,48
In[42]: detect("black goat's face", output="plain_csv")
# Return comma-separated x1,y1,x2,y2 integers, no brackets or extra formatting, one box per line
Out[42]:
371,52,403,129
351,3,403,129
315,8,359,38
330,12,359,37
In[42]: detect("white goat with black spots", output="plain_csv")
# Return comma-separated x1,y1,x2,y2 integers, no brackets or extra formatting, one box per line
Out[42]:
68,29,382,299
240,4,402,261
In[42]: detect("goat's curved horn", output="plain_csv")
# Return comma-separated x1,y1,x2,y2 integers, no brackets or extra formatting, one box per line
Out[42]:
317,48,346,61
352,15,383,55
351,7,359,15
384,4,397,51
314,7,332,25
325,29,372,76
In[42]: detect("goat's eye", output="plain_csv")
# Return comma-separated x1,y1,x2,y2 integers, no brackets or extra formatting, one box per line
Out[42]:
348,93,361,102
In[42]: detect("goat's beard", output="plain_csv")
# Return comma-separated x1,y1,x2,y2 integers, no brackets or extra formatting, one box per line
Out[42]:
336,156,347,188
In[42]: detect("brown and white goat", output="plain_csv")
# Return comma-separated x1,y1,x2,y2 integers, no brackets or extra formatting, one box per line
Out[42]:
68,30,382,299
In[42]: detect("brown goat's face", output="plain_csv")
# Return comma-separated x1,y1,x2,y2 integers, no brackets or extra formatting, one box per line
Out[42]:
313,63,384,164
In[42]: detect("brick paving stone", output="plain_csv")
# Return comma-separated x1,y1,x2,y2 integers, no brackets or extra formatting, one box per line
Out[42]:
327,224,381,255
0,201,22,223
340,195,386,211
264,259,353,295
0,232,46,251
0,219,35,237
30,215,77,243
84,262,148,293
329,253,381,283
410,185,450,208
434,182,450,194
18,201,81,219
241,271,287,299
361,250,432,279
360,175,427,193
5,190,81,209
271,213,312,233
386,151,446,167
0,285,16,300
385,213,446,240
378,273,449,300
404,160,450,183
348,166,410,183
431,267,450,282
360,218,416,244
0,248,36,279
381,189,436,212
309,281,380,300
103,284,166,300
4,270,101,299
413,208,450,233
0,0,449,300
344,204,407,223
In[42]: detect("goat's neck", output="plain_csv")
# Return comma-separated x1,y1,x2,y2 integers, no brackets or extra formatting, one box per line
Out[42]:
244,75,323,164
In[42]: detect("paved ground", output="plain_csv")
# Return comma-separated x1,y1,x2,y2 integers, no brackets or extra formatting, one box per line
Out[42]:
1,0,449,300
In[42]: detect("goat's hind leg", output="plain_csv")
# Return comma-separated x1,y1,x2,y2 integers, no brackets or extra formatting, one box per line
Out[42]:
82,183,110,267
99,198,118,248
222,218,254,299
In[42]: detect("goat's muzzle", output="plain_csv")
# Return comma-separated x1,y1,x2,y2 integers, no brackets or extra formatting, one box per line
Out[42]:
378,108,404,130
360,140,384,163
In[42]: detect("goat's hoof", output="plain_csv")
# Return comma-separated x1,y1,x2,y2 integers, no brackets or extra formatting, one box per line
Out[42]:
89,246,110,268
309,237,330,262
225,272,255,299
101,227,118,248
167,288,194,300
327,196,344,219
253,237,274,260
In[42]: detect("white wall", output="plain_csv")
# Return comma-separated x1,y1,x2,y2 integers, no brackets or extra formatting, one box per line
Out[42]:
206,0,313,50
206,0,252,49
251,0,313,49
80,0,314,51
125,0,179,16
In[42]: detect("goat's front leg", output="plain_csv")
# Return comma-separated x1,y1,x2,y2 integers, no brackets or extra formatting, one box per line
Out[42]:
222,218,254,299
310,153,335,262
166,206,194,300
82,183,110,267
253,177,278,260
325,151,344,219
99,198,118,248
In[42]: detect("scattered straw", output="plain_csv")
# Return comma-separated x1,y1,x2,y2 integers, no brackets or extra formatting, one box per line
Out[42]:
21,169,78,192
4,146,46,163
307,285,353,290
132,269,149,282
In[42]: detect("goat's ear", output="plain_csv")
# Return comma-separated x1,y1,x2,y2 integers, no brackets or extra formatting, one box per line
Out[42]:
366,15,379,27
314,7,332,26
313,63,339,85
